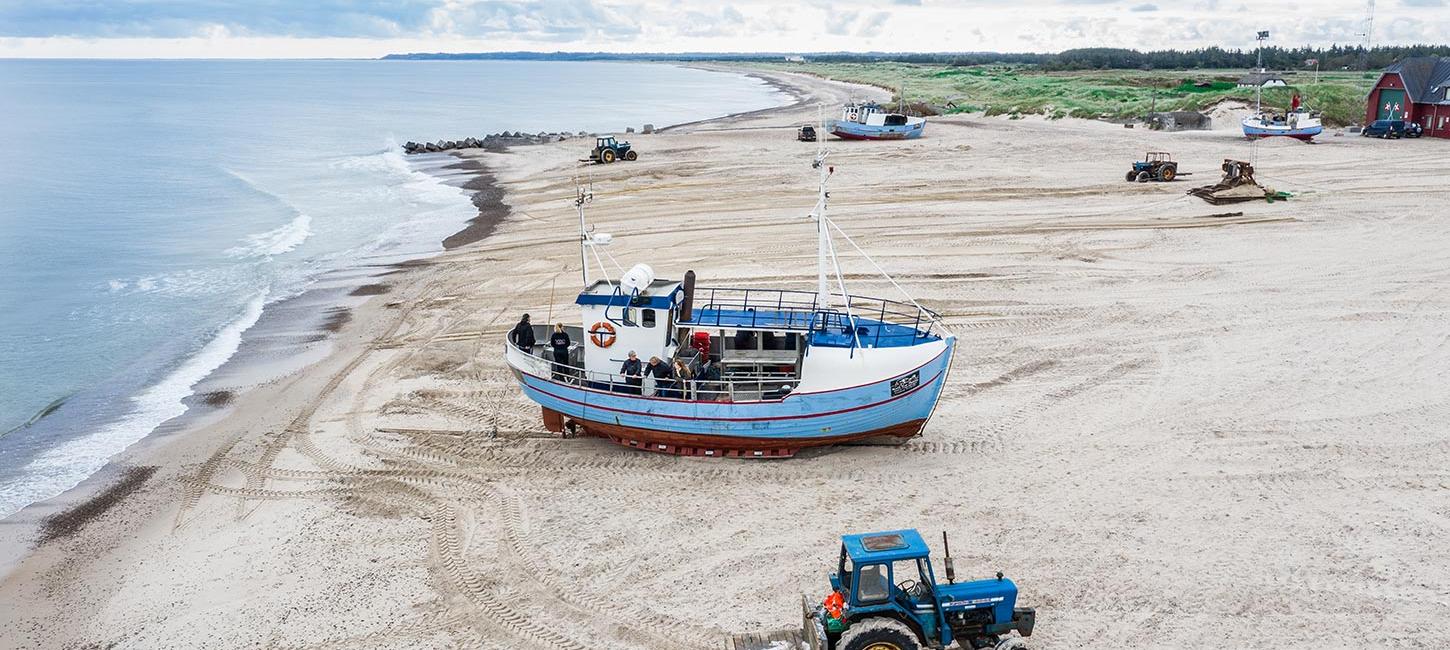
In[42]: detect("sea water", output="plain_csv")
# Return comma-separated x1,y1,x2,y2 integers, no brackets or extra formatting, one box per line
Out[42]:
0,60,786,519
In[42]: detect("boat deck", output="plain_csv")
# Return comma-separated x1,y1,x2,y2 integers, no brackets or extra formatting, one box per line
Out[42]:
679,287,943,349
684,308,937,348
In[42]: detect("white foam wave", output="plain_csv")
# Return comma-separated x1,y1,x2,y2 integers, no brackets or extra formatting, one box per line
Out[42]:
226,212,313,258
0,292,267,520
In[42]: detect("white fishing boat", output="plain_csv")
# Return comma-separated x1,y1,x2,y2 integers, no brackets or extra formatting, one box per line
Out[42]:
503,130,954,457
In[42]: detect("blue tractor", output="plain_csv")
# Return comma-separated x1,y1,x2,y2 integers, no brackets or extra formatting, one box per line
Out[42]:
803,529,1036,650
1125,151,1181,182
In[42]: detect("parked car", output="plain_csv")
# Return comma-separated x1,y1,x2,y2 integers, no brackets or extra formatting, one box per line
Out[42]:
1362,119,1423,139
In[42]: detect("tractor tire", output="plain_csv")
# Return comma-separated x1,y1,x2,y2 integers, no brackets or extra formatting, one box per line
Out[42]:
1126,170,1137,182
601,149,617,163
1135,171,1151,183
838,618,921,650
624,150,638,161
1160,166,1177,182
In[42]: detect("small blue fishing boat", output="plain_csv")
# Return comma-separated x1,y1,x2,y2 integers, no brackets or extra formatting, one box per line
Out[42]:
830,102,926,140
504,145,954,458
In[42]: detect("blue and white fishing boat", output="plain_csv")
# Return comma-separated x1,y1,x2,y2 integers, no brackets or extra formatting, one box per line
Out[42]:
1239,29,1323,141
1241,103,1323,141
504,143,955,458
830,101,926,140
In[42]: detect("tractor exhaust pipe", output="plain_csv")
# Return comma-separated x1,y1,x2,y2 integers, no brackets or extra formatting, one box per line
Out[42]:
942,531,956,585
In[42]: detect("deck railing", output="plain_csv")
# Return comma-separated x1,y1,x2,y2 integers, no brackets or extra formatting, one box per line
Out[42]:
506,342,799,403
683,287,943,347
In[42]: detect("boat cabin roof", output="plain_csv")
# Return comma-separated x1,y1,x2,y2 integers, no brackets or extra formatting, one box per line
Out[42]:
576,278,682,310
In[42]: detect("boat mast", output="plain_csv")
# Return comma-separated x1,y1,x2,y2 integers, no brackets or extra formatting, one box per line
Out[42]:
575,180,593,287
1255,30,1269,114
814,105,832,309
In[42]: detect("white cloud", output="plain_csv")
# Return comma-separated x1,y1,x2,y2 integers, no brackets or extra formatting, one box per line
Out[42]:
0,0,1445,58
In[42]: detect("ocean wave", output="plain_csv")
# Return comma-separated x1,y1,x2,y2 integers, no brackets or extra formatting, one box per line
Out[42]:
0,292,267,520
220,167,315,258
225,212,313,258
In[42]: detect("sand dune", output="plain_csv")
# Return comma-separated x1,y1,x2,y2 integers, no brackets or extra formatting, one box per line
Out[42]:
1,70,1446,649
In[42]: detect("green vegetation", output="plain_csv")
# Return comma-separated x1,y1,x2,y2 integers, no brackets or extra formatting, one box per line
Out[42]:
740,62,1377,126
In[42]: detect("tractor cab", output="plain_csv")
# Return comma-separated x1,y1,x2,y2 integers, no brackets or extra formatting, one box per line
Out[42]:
807,529,1036,650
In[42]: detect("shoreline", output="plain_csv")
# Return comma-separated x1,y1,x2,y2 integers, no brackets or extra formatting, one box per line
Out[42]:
0,66,814,574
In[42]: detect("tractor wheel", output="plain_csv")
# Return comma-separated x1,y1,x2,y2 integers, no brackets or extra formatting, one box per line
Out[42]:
601,149,616,163
838,618,921,650
1135,171,1151,183
1160,166,1177,182
1126,170,1138,182
624,150,638,161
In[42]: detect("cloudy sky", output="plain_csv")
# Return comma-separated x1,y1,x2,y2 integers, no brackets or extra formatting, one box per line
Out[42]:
1,0,1447,58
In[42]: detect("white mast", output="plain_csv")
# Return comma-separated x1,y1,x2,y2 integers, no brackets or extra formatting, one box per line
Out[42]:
812,105,832,308
1255,30,1269,114
575,180,593,287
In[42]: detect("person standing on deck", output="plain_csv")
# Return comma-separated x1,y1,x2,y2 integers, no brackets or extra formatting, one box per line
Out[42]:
620,351,642,394
645,355,674,397
672,359,693,400
549,323,571,380
508,314,535,353
697,356,722,401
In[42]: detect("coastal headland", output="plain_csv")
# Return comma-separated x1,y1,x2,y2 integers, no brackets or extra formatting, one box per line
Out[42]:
2,68,1447,649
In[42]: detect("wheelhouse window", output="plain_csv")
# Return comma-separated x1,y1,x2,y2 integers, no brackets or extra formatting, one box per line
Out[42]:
642,309,656,328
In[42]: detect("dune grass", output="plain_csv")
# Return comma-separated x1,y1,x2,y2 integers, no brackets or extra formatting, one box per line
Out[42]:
740,62,1377,126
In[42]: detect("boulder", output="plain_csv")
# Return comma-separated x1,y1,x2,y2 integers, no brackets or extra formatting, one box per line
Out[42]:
625,127,635,133
642,124,654,134
425,142,440,152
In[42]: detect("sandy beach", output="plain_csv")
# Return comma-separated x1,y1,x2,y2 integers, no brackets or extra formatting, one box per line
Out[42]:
2,68,1447,649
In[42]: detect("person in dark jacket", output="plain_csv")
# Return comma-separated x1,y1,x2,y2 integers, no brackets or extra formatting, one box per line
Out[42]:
508,314,535,352
697,356,722,401
549,323,571,380
645,355,675,397
619,351,643,394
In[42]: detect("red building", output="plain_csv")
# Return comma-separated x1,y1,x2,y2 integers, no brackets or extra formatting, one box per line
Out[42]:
1365,57,1450,138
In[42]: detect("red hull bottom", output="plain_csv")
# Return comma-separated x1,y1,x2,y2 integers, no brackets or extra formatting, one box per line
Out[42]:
831,130,911,141
542,408,925,458
1246,133,1315,141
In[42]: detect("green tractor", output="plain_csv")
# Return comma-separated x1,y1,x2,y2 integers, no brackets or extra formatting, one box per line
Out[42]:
587,136,638,164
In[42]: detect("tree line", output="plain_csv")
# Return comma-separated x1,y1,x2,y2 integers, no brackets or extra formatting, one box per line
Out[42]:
385,45,1450,70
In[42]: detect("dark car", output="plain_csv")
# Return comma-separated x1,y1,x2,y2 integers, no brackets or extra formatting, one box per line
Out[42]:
1362,119,1423,139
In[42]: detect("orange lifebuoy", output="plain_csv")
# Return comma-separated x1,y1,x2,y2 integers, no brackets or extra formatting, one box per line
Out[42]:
588,321,617,348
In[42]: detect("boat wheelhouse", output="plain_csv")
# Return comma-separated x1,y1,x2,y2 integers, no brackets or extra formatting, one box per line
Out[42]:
830,102,926,140
503,141,955,458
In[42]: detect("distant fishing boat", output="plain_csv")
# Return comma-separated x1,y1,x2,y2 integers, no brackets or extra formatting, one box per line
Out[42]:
1239,29,1323,141
830,101,926,140
1241,105,1324,140
503,139,954,458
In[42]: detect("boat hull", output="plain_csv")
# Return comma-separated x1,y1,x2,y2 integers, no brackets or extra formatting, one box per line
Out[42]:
550,410,927,457
830,120,925,140
1241,121,1322,140
511,340,955,457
